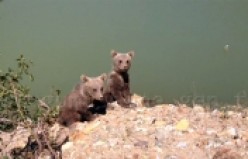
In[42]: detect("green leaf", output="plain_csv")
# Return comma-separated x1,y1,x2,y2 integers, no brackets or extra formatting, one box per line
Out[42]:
56,89,61,96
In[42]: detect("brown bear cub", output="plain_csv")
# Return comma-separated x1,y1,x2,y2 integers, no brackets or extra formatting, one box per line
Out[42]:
58,74,107,126
104,50,136,107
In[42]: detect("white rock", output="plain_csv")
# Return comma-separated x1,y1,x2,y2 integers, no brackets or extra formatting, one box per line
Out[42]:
188,128,195,133
206,140,221,149
93,140,106,147
227,127,239,139
61,142,74,151
5,126,31,154
206,128,217,136
176,142,187,149
134,127,148,132
123,144,133,149
131,94,144,107
211,109,221,117
167,156,178,159
224,141,234,146
108,138,119,147
193,105,205,113
227,111,235,116
136,107,146,112
49,123,69,146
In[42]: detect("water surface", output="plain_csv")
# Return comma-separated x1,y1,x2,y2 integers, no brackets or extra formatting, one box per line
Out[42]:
1,0,248,105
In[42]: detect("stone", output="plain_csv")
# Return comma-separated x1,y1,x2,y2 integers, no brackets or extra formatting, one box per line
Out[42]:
4,126,31,154
131,94,144,107
206,128,217,136
226,127,239,139
62,142,85,159
38,149,53,159
212,148,241,159
134,140,149,149
211,109,220,117
48,123,69,146
108,138,119,147
176,142,188,149
227,111,235,117
175,119,189,132
154,120,166,127
193,105,205,113
0,131,11,148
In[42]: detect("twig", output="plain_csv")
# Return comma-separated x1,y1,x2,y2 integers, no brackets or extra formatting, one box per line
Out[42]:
0,118,13,124
39,121,58,158
42,130,57,158
38,99,50,110
33,127,43,154
11,82,25,120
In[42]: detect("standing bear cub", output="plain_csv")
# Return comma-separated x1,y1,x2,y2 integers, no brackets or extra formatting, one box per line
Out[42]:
104,50,136,107
58,74,107,126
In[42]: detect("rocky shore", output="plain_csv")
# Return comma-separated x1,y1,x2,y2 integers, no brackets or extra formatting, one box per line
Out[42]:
1,94,248,159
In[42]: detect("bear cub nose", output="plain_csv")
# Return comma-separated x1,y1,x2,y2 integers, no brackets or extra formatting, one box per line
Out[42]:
99,96,104,101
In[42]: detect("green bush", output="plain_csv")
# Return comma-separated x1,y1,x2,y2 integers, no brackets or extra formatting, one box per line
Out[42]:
0,55,59,131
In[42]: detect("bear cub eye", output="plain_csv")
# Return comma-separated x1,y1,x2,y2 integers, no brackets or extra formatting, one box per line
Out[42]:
93,88,97,92
126,60,129,64
100,87,103,92
119,60,122,64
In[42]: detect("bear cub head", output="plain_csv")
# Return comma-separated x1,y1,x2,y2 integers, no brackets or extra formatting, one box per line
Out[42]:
111,50,134,73
79,73,107,101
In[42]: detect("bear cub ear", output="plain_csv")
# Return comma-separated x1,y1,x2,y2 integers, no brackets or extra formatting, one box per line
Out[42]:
111,50,118,57
128,50,135,58
80,74,91,83
99,73,107,81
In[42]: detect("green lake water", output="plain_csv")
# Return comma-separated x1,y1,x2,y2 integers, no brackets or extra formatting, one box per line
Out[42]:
1,0,248,105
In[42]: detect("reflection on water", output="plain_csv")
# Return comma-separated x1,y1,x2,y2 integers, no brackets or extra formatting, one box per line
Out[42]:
0,0,248,105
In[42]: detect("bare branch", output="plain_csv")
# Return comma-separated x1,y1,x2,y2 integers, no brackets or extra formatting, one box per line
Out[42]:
11,82,25,120
39,122,58,158
0,118,13,124
38,99,50,110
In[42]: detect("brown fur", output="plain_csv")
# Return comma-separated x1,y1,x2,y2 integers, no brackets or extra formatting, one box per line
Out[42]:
104,50,135,107
58,74,106,126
